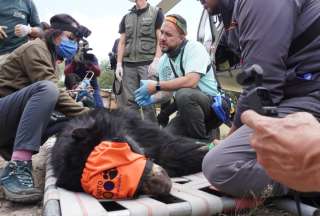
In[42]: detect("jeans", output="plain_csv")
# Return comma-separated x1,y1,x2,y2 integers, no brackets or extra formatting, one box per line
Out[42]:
0,81,59,159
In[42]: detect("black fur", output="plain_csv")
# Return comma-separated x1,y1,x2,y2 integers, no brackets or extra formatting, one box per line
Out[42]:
51,108,209,192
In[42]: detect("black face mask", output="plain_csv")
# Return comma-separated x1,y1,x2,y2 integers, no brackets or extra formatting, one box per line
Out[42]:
167,40,188,59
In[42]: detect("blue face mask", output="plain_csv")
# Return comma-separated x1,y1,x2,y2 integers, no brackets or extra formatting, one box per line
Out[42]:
56,37,78,61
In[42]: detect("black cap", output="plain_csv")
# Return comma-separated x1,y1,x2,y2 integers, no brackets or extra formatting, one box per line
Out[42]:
50,14,91,38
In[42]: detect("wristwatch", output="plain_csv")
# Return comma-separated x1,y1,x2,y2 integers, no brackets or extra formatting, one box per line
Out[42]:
156,81,161,91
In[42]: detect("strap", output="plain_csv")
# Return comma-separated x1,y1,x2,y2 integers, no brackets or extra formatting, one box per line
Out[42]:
288,16,320,57
168,40,223,93
179,46,186,76
169,58,179,78
112,78,123,95
209,63,223,92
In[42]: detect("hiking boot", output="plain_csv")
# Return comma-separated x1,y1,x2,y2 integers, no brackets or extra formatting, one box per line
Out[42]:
0,160,42,203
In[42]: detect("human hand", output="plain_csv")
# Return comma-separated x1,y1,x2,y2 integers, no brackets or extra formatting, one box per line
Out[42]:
0,25,8,40
134,80,156,101
135,95,155,107
15,24,31,37
242,110,320,192
148,57,160,78
115,63,123,82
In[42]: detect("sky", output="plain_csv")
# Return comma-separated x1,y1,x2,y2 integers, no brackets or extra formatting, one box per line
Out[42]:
32,0,204,62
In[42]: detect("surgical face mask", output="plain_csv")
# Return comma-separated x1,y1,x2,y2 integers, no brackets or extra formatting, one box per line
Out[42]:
55,37,78,61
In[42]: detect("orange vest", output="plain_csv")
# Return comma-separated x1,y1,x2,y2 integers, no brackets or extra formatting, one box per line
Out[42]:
81,141,147,199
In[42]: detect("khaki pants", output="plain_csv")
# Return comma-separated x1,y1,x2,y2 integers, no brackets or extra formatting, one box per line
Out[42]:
119,64,157,122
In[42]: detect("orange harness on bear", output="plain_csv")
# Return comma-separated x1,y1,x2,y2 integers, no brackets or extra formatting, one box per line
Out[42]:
81,141,148,199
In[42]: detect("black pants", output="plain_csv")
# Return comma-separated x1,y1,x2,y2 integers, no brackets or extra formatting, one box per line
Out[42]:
165,88,220,141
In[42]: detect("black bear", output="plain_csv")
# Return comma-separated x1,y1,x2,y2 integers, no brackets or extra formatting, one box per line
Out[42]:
51,108,209,199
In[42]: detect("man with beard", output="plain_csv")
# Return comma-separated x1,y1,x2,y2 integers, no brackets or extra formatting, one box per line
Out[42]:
134,14,222,141
200,0,320,198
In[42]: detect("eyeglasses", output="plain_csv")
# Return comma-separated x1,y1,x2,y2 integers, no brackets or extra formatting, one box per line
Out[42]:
102,168,118,199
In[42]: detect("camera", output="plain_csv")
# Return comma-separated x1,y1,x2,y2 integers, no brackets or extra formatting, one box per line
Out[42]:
236,64,278,117
76,39,94,64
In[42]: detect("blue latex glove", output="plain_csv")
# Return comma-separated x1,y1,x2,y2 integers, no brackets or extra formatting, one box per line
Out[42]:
135,95,155,107
134,80,152,100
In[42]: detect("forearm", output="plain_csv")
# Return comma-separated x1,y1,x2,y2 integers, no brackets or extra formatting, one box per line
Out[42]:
160,76,198,91
154,29,162,59
147,74,200,95
117,34,126,64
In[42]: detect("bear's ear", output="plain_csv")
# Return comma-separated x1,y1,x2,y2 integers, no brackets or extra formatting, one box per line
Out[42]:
71,116,96,140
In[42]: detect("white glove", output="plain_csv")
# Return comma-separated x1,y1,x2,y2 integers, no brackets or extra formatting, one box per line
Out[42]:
15,24,32,37
115,63,123,82
148,57,160,78
0,25,8,40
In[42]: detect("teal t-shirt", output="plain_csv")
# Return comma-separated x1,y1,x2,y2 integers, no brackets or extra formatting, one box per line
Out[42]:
0,0,40,55
158,40,220,96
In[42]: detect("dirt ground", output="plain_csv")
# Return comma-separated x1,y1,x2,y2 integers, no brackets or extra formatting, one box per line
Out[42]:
0,144,48,216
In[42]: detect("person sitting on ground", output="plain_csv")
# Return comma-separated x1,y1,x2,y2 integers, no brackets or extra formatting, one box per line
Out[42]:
200,0,320,199
65,73,95,107
64,41,104,108
0,13,89,203
0,82,59,203
135,14,227,141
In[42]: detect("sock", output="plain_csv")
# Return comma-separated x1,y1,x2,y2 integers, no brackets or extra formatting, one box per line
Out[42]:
11,150,32,161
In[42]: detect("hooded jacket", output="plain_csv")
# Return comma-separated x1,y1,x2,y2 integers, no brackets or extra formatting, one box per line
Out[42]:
219,0,320,127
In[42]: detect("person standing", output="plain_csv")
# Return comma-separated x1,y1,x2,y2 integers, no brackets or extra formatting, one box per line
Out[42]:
116,0,164,121
0,0,41,66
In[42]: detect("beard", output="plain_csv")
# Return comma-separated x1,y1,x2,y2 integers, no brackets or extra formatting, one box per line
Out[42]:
161,46,171,53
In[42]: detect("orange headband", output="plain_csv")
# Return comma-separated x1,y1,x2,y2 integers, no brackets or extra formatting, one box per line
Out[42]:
165,16,178,25
165,16,187,34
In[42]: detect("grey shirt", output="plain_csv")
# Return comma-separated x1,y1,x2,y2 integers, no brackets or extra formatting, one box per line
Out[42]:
0,0,40,55
222,0,320,127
